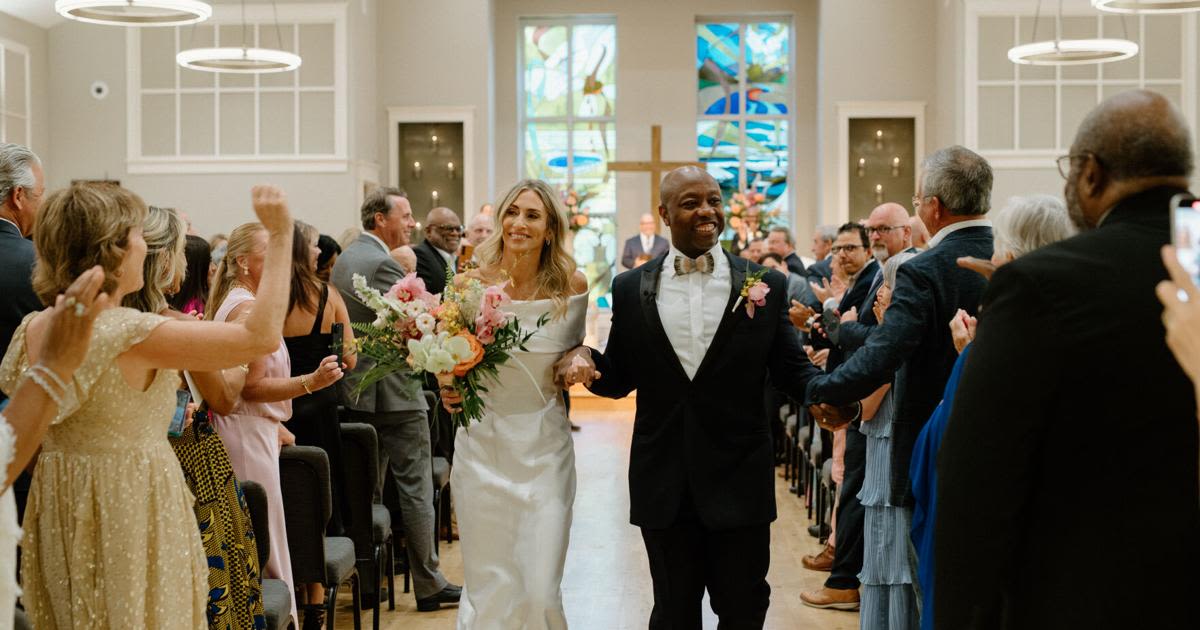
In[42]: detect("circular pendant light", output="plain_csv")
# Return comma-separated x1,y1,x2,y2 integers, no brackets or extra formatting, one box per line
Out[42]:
177,47,301,73
1008,38,1140,65
1093,0,1200,13
55,0,212,27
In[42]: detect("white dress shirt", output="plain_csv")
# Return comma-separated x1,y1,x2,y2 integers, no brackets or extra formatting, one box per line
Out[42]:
926,218,992,249
657,244,732,380
435,246,456,266
641,234,653,254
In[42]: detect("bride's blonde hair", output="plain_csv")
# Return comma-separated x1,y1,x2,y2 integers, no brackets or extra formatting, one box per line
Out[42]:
474,179,576,317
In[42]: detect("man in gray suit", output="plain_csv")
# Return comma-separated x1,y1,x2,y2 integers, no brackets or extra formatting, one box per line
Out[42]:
331,187,461,611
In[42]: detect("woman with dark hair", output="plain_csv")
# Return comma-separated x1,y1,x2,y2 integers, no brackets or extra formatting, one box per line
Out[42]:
315,233,341,283
169,234,212,315
282,221,356,626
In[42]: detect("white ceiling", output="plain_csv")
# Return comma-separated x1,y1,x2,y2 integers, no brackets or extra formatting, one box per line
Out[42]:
1,1,64,29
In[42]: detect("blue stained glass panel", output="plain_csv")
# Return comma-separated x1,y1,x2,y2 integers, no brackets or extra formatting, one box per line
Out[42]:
697,23,740,115
746,23,789,114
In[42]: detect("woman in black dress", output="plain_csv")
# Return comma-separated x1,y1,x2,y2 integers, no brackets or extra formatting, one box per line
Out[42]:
283,221,357,536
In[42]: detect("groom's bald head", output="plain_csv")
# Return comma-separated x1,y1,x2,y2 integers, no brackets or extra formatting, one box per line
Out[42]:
658,166,725,258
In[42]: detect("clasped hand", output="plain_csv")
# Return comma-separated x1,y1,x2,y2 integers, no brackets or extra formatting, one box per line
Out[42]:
553,346,601,389
808,402,860,431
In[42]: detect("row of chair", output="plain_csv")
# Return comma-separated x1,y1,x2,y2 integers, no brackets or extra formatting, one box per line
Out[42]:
781,402,836,543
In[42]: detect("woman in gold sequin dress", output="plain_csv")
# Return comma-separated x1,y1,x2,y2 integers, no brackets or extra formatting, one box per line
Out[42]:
0,183,294,630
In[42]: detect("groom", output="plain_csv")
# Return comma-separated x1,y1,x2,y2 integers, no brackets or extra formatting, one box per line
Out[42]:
557,166,850,629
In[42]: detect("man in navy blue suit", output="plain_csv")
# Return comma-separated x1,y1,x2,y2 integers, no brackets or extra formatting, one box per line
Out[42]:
0,143,44,398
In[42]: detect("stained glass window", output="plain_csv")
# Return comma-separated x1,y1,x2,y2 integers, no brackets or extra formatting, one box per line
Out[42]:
520,19,617,301
696,20,790,233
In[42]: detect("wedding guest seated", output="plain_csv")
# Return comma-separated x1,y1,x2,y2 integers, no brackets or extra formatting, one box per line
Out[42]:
909,193,1074,630
935,90,1199,630
0,183,295,630
316,233,342,283
0,267,105,627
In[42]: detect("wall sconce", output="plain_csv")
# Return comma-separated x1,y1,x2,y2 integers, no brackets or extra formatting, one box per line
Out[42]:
431,190,440,205
891,157,901,177
447,161,456,179
875,129,883,149
412,161,422,179
856,157,866,178
431,133,440,151
875,183,884,203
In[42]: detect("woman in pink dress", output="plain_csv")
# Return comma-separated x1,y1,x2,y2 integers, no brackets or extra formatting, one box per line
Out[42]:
206,221,344,630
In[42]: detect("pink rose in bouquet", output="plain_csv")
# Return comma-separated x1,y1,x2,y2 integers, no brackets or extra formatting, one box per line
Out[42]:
387,272,437,305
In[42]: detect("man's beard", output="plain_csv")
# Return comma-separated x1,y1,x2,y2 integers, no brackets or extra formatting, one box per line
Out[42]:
1065,178,1091,231
872,243,889,263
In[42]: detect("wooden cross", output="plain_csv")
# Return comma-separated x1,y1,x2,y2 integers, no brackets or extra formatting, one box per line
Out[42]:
607,125,704,222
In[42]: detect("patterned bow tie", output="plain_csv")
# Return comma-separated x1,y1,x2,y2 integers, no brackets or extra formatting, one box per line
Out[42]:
674,252,715,275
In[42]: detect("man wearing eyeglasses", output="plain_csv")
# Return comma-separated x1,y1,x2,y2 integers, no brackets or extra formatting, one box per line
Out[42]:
415,206,463,295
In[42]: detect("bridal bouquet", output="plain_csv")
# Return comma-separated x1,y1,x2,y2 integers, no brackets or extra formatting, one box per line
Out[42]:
350,272,543,428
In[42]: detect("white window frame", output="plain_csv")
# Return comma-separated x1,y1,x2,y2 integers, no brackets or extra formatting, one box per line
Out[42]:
516,16,617,191
695,16,796,225
835,101,925,225
0,38,32,148
126,2,348,174
964,0,1197,169
387,105,476,220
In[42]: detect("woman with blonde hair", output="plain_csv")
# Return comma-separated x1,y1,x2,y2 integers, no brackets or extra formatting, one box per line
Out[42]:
206,220,344,629
0,182,294,630
123,205,268,629
442,179,588,629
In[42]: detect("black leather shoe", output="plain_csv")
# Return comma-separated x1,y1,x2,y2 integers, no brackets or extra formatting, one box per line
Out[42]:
807,522,831,538
416,584,462,612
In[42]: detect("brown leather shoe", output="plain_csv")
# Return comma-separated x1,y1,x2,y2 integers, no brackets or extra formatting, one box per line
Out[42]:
800,586,860,611
801,544,835,572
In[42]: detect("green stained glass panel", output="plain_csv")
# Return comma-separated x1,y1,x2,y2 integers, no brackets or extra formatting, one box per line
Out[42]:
744,119,789,217
697,23,740,116
525,25,569,117
572,24,616,118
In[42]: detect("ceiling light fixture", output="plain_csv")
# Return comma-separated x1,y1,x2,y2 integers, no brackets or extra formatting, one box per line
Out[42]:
1008,0,1139,65
55,0,211,27
1093,0,1200,13
176,0,300,74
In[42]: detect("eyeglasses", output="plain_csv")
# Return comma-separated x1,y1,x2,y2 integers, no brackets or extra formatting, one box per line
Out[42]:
865,225,907,236
431,225,464,234
912,195,929,210
1056,152,1098,179
830,244,864,254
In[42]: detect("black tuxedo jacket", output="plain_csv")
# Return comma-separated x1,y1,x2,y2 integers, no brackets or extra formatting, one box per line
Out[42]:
589,251,822,530
805,226,992,505
935,187,1200,630
414,239,452,296
0,221,40,398
621,234,669,269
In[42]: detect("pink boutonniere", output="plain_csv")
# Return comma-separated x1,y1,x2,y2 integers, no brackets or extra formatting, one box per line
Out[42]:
732,269,771,318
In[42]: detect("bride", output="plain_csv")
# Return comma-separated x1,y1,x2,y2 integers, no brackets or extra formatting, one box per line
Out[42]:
442,179,589,630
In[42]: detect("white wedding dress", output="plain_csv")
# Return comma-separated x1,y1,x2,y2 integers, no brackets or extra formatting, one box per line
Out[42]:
452,292,587,630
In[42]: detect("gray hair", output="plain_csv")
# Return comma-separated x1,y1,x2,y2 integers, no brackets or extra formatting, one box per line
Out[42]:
883,251,918,289
360,186,406,230
920,145,993,216
0,143,40,205
768,226,794,246
991,195,1076,260
815,224,837,243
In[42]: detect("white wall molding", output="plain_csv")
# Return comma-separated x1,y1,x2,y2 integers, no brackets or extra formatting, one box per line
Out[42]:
835,100,925,224
387,105,476,219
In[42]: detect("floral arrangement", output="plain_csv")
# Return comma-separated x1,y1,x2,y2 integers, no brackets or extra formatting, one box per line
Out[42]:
349,271,544,428
560,187,594,232
732,269,770,317
725,189,783,234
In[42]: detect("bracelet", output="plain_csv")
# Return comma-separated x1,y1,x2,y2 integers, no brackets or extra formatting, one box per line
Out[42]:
26,366,65,409
300,373,313,395
30,364,70,395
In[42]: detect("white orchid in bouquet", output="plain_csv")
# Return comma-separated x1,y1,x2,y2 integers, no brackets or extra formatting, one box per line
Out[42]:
349,271,544,429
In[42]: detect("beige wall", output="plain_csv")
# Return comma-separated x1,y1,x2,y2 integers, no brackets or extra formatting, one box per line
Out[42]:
375,0,493,221
0,11,50,166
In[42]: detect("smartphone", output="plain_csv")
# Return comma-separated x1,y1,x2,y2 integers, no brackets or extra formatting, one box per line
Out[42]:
1170,193,1200,296
330,322,344,366
168,389,191,438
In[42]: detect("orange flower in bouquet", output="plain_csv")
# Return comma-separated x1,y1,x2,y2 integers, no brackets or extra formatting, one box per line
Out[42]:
451,331,485,377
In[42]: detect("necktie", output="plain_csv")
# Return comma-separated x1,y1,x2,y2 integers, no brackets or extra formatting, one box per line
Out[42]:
674,252,715,275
